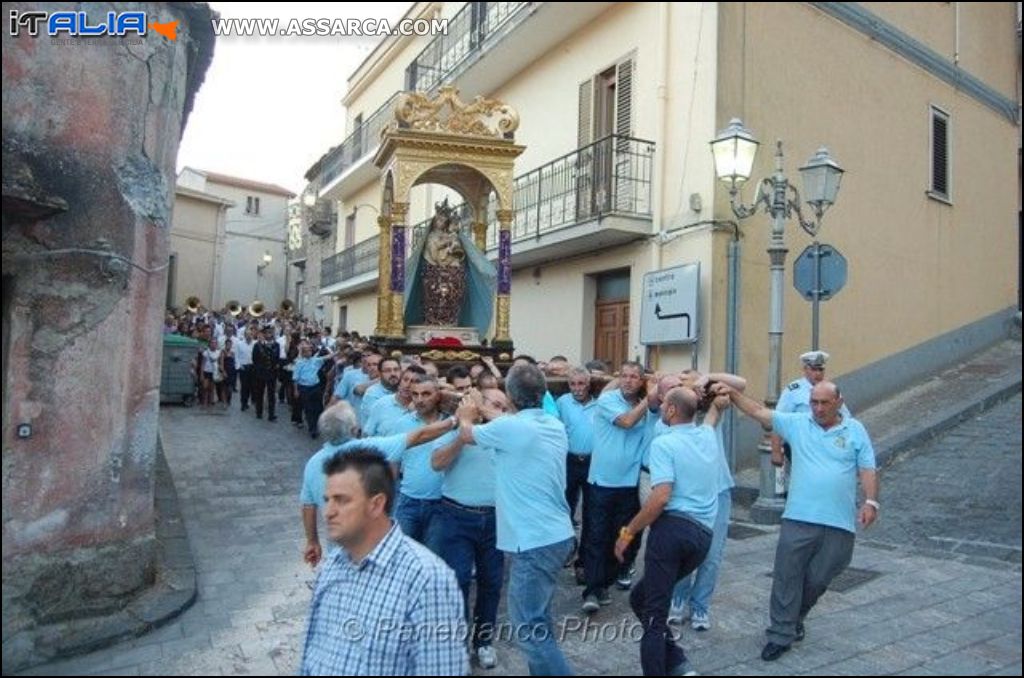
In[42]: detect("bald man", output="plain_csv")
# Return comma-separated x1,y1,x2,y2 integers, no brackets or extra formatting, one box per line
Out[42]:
723,380,878,662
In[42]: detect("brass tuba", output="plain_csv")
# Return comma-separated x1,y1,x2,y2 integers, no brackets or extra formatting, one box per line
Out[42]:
226,300,242,316
186,296,201,313
280,299,294,315
248,300,266,317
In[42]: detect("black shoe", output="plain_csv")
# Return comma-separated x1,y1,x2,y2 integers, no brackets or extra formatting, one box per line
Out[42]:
596,588,612,606
761,642,790,662
268,416,278,422
255,413,262,419
795,622,805,642
240,405,248,411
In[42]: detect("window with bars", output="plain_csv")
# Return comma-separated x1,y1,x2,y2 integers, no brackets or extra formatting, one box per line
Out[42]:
929,106,951,201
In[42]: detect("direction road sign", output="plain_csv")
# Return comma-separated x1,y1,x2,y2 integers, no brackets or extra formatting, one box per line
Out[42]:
793,243,847,301
640,263,699,345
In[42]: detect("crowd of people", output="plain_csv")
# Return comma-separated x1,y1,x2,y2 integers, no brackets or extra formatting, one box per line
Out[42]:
166,310,879,675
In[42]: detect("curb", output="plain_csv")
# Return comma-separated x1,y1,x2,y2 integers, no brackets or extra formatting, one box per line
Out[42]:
874,375,1022,469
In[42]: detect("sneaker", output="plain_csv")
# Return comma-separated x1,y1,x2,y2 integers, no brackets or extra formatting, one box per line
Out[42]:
690,610,711,631
581,595,600,614
669,659,699,676
668,603,691,625
760,642,790,662
794,621,805,642
596,588,612,606
615,566,636,590
476,645,497,669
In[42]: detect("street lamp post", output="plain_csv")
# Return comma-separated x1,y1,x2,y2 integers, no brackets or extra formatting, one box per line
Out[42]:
710,118,844,524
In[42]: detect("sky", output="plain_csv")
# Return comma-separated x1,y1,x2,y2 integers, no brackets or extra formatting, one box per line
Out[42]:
176,2,411,196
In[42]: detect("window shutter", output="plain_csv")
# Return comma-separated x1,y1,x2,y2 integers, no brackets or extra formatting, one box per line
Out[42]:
931,109,949,197
615,57,633,139
578,79,593,148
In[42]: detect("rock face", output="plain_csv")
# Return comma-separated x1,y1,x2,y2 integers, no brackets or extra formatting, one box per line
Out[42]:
2,3,214,671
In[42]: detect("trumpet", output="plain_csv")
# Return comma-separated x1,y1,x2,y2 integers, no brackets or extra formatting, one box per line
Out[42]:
226,300,243,316
186,296,201,314
248,300,266,317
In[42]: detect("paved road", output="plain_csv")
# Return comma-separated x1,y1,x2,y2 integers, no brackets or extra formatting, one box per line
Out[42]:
18,393,1023,676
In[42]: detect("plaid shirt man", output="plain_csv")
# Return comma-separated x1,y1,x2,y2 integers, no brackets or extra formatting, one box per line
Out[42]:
301,523,467,676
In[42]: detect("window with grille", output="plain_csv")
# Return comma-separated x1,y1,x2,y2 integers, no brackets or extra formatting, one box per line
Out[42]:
929,106,951,201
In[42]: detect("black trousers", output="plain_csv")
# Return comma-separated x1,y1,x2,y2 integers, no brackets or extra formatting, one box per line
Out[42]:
583,483,641,598
298,385,324,434
239,366,253,408
565,454,592,566
252,375,276,418
630,513,711,676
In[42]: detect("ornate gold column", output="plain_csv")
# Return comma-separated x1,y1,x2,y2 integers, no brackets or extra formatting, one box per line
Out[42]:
494,209,514,346
388,202,410,339
473,221,487,252
374,214,392,337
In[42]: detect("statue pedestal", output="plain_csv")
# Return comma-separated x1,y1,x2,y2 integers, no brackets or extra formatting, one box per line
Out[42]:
406,325,481,347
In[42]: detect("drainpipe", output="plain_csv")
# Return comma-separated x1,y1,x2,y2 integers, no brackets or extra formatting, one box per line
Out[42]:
647,2,671,370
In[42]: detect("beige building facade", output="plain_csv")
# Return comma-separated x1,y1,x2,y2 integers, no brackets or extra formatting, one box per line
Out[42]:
308,2,1019,465
176,168,295,310
167,186,233,309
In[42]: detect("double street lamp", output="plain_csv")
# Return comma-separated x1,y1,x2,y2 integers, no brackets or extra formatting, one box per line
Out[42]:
710,118,844,523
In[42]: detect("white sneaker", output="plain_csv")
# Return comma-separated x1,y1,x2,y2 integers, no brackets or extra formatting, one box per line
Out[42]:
690,610,711,631
477,645,497,669
668,603,691,625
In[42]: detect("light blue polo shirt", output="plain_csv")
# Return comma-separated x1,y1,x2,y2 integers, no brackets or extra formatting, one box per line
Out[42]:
363,394,412,437
542,391,559,417
392,413,451,500
556,393,597,455
473,409,574,552
648,423,720,529
648,417,735,493
773,411,876,533
588,390,653,487
778,377,852,417
299,433,408,507
334,368,369,414
360,383,391,423
441,443,496,507
293,355,328,387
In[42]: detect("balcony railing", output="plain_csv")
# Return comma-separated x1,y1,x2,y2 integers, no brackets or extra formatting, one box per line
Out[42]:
405,2,530,93
318,92,402,188
321,234,380,288
504,134,655,245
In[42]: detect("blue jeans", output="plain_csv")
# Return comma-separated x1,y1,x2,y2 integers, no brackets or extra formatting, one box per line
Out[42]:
507,537,575,676
394,494,444,555
437,499,504,649
672,489,731,614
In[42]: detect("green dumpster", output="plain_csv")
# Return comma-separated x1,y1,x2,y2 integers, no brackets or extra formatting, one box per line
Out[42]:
161,334,201,406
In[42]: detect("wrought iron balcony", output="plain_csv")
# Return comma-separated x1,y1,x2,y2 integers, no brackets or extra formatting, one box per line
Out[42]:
321,234,380,288
405,2,530,93
317,92,402,188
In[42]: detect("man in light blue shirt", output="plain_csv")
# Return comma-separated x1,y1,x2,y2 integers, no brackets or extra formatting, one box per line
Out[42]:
363,364,422,437
299,402,456,568
360,356,400,424
430,388,509,670
390,375,452,555
300,449,466,676
612,386,723,677
726,381,878,662
456,364,575,676
583,361,659,612
292,341,333,439
557,366,598,581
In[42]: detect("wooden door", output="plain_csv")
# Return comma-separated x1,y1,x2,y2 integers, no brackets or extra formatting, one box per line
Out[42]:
594,299,629,372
